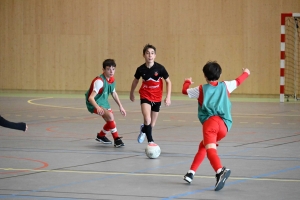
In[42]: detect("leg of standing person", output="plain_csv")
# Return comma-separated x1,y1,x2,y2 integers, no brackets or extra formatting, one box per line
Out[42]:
184,140,206,183
203,116,231,191
148,101,161,143
138,100,161,144
139,102,154,143
94,109,124,147
150,110,159,127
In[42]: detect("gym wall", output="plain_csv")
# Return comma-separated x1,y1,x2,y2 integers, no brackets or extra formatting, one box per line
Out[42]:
0,0,299,95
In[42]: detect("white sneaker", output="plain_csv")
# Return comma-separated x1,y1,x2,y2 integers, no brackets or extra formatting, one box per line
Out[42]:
137,124,145,143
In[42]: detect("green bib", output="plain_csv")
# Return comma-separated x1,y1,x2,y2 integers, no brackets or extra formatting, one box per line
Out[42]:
85,74,116,113
198,82,232,131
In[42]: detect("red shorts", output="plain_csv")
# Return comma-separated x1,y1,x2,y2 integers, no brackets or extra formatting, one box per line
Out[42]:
202,116,227,146
93,108,113,115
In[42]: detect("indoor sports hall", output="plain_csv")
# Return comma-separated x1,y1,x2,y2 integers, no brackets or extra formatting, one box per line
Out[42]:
1,0,300,200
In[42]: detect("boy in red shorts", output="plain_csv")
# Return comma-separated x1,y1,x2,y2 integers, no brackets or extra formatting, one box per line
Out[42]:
85,59,126,148
182,61,250,191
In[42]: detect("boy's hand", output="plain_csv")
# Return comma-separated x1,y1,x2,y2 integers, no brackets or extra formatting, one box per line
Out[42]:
243,68,250,75
184,77,194,84
96,107,104,116
130,93,135,102
164,96,171,106
120,106,126,116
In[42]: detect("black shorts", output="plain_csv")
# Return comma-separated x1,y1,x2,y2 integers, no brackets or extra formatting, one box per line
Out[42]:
140,99,161,112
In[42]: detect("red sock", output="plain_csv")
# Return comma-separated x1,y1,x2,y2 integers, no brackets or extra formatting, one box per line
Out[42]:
206,148,222,172
190,141,206,172
106,121,119,139
98,131,106,137
98,122,111,137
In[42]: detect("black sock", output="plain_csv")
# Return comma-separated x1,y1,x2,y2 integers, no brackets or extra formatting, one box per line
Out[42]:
143,124,154,142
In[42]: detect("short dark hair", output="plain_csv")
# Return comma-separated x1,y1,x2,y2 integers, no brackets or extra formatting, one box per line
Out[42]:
102,59,116,69
143,44,156,55
203,61,222,81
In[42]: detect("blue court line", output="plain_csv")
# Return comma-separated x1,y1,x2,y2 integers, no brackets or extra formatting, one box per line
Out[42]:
0,159,190,200
0,197,82,200
4,150,263,200
0,147,253,157
0,173,124,199
161,165,300,200
0,148,253,200
0,165,300,200
2,147,299,161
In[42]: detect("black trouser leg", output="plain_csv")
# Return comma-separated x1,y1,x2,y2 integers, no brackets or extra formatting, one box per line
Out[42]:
0,115,26,131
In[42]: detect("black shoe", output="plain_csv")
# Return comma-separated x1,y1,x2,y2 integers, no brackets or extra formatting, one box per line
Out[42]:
95,135,112,144
114,137,125,148
184,172,194,183
215,167,231,191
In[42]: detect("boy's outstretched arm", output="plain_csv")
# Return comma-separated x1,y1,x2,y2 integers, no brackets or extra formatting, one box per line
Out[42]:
112,92,126,116
225,68,250,94
235,68,250,86
182,77,193,95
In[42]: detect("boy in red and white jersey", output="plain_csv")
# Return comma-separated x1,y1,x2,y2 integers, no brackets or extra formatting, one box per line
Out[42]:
130,44,172,146
182,61,250,191
85,59,126,148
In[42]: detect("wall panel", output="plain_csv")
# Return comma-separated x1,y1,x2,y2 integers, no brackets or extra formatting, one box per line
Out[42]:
0,0,300,95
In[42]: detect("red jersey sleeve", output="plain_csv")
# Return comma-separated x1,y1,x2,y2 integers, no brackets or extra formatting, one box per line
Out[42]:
235,72,249,86
182,80,192,95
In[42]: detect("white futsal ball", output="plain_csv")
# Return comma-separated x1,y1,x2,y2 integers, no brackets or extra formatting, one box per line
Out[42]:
145,143,161,159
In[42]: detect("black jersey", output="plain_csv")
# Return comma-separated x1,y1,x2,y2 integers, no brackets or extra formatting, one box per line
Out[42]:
134,62,169,102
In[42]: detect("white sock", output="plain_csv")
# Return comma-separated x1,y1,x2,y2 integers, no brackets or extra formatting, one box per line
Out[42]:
216,168,222,174
188,170,195,175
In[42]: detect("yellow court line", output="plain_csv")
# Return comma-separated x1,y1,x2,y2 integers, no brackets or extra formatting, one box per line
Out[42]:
0,168,299,182
27,97,85,110
27,97,300,117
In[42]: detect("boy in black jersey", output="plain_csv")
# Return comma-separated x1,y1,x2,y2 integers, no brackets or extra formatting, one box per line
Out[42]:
130,44,172,146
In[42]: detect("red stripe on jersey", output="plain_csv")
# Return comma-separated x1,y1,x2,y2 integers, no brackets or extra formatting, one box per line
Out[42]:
197,82,231,106
88,77,103,98
198,85,204,106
